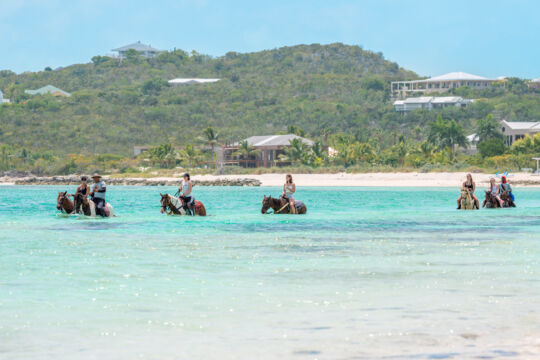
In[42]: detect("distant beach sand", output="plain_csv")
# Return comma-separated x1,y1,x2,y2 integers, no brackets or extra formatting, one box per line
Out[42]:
188,172,540,187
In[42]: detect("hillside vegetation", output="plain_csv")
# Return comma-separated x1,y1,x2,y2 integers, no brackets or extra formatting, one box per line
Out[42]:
0,43,539,175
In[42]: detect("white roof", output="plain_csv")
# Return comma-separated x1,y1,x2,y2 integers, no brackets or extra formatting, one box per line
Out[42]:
531,78,540,83
403,96,433,104
431,96,463,104
466,133,479,142
168,78,220,85
237,134,314,147
422,72,492,82
397,96,469,105
502,120,540,130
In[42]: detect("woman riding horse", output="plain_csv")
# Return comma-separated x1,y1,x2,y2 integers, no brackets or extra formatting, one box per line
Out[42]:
261,195,307,214
282,174,297,214
457,173,479,209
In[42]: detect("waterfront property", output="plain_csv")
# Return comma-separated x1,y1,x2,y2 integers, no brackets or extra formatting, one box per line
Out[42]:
168,78,220,86
24,85,71,97
393,96,474,112
501,120,540,146
223,134,314,168
112,41,163,58
391,72,497,98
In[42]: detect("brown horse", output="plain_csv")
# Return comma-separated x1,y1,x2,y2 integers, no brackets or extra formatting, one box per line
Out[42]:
500,191,516,208
261,195,307,214
56,191,74,214
73,192,93,216
160,194,206,216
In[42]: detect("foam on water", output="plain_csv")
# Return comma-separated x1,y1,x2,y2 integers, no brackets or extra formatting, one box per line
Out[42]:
1,185,539,359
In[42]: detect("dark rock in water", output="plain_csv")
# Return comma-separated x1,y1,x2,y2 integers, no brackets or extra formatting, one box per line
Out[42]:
9,175,261,187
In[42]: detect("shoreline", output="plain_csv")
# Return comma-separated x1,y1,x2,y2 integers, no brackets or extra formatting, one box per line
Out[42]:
1,172,539,187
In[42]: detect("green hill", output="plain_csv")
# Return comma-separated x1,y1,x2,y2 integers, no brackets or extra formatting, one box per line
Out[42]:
0,43,417,155
0,43,539,175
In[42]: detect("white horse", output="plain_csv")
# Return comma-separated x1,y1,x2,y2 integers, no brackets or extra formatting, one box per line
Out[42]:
73,193,114,217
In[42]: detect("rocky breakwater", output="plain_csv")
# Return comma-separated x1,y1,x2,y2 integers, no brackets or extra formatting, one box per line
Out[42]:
3,174,261,187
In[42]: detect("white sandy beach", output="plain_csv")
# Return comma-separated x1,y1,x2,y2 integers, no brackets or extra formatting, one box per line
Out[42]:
188,172,540,187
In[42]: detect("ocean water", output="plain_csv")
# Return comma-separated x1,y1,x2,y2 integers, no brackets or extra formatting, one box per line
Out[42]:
0,185,539,360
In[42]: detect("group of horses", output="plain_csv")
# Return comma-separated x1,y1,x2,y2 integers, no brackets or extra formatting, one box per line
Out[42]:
158,193,307,216
58,188,514,217
459,189,516,210
56,191,114,217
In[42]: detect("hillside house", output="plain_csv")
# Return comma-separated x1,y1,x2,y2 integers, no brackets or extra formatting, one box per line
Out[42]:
223,134,314,168
394,96,474,112
168,78,220,86
25,85,71,97
112,41,163,59
501,120,540,146
391,72,497,98
0,90,10,104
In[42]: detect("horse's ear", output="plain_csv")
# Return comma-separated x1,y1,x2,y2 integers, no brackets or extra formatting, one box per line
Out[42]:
263,195,267,199
160,193,163,196
63,191,67,195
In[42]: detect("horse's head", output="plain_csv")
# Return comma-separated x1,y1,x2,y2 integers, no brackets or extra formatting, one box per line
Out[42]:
261,195,271,214
57,191,68,210
160,193,169,213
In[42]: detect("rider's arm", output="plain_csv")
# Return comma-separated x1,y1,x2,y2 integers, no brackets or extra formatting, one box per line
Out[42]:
472,181,475,192
186,181,192,196
291,183,296,194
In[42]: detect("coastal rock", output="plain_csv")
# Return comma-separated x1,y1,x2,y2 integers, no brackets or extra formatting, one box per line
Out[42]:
8,175,261,187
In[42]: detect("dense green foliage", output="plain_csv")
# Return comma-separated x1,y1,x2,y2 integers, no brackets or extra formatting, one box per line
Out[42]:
0,43,538,174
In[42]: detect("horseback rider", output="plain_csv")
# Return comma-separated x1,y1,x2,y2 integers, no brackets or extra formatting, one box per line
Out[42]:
499,176,514,202
282,174,297,214
178,173,195,215
486,177,504,207
457,173,479,209
75,175,89,198
90,174,107,217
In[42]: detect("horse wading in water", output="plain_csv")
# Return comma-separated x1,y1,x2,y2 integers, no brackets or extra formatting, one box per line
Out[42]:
160,194,206,216
459,190,476,210
56,191,75,214
261,195,307,214
72,192,114,217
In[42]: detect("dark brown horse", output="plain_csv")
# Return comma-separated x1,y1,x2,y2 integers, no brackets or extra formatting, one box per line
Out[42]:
56,191,74,214
160,194,207,216
483,190,516,208
500,191,516,207
73,192,93,216
261,195,307,214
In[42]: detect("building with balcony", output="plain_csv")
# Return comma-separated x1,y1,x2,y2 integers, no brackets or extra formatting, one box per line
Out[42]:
391,72,497,98
501,120,540,146
393,96,474,112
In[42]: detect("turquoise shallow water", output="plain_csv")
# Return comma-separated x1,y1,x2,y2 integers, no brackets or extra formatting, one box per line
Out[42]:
0,185,539,359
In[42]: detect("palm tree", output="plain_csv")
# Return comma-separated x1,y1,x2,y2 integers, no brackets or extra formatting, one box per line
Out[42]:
477,114,503,142
200,127,220,168
233,140,260,167
179,144,201,169
428,116,467,158
279,138,309,165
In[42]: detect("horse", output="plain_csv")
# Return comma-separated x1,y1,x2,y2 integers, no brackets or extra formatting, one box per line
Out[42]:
459,190,477,210
482,191,502,208
73,192,95,217
72,192,114,217
261,195,307,214
57,191,75,214
160,193,206,216
500,191,516,208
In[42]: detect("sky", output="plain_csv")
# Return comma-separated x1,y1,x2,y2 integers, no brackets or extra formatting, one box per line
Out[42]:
1,0,538,78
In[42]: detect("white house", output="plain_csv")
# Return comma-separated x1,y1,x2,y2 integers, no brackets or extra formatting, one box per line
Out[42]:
393,96,474,112
0,90,9,104
168,78,220,86
391,72,497,98
112,41,163,58
500,120,540,146
466,133,480,154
